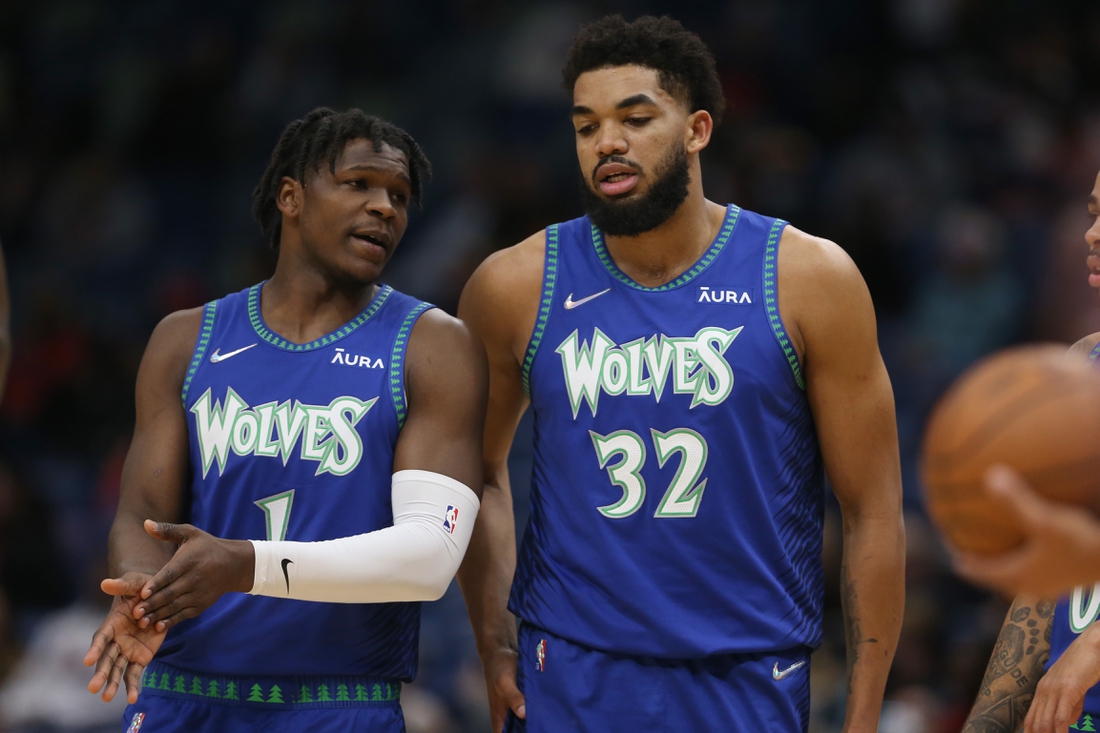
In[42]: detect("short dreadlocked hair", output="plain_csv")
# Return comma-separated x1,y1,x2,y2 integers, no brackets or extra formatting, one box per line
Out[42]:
562,15,724,125
252,107,432,250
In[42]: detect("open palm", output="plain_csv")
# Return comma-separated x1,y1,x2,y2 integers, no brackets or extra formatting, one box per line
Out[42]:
85,572,167,704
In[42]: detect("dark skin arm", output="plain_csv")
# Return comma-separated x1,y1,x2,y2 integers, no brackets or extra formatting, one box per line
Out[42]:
780,226,906,733
83,308,200,703
455,232,544,733
962,595,1054,733
128,307,488,630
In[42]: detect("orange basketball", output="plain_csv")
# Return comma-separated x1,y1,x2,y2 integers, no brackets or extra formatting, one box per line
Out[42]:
921,344,1100,554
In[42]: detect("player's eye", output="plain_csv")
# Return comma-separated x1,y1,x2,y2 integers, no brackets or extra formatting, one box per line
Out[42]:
348,179,368,189
625,117,651,127
576,123,597,136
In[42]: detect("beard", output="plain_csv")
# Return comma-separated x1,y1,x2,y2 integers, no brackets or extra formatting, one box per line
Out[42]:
579,144,691,237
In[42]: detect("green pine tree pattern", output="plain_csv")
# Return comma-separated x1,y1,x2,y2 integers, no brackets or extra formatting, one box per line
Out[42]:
298,685,313,703
317,684,332,702
206,680,220,698
336,684,350,702
173,676,187,693
267,684,283,704
371,683,383,701
159,673,170,690
354,684,368,702
1082,714,1097,732
247,683,265,703
190,678,204,696
225,681,239,701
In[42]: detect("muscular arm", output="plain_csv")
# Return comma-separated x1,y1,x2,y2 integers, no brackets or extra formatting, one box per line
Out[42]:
780,227,905,733
456,232,545,733
962,596,1054,732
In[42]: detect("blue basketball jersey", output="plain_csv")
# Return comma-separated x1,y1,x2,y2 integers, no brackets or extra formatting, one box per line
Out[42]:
155,282,433,680
511,205,827,659
1047,340,1100,716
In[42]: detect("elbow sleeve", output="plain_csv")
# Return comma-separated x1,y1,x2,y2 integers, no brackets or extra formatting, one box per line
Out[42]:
248,470,480,603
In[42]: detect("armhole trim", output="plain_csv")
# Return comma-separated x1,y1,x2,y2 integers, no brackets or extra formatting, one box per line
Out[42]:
181,301,218,406
1089,341,1100,363
762,219,806,390
521,225,559,398
390,302,434,429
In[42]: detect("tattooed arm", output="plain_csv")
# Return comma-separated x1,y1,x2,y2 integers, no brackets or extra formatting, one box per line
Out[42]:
962,595,1054,732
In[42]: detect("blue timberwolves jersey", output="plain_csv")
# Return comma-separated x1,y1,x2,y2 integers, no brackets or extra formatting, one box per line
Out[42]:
511,205,827,659
1047,340,1100,715
156,282,432,680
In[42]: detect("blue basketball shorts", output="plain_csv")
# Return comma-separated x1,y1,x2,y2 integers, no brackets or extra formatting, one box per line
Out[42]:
504,624,811,733
121,661,406,732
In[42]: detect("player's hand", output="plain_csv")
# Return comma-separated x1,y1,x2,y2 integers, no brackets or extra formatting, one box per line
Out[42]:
132,520,255,632
952,465,1100,597
481,644,525,733
1024,623,1100,733
85,572,167,704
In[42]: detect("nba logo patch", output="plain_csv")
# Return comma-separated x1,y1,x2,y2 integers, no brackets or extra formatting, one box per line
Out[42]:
126,712,145,733
535,638,546,672
443,505,459,535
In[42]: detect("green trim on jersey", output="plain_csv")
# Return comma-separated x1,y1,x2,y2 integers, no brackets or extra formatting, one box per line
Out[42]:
247,283,394,352
390,301,433,428
140,662,401,709
589,205,741,292
1089,341,1100,363
182,301,217,406
522,225,560,397
762,218,805,390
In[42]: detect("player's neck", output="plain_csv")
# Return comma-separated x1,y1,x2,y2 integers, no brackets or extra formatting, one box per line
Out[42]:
602,189,727,289
261,257,379,345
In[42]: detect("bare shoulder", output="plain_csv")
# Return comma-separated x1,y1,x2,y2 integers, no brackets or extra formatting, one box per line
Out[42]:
1069,331,1100,360
409,308,485,367
777,225,866,296
136,306,205,402
459,229,547,361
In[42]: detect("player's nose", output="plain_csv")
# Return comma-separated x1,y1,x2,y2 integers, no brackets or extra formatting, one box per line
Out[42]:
594,124,628,159
1087,219,1100,248
365,190,396,220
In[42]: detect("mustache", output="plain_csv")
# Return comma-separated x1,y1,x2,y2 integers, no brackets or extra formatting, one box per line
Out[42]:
591,155,643,184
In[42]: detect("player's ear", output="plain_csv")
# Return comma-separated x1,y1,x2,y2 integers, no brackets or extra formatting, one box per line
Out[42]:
276,177,304,219
685,110,712,155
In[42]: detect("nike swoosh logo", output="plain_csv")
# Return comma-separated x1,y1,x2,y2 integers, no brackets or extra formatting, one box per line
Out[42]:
772,660,806,681
281,558,293,594
210,343,257,363
564,288,611,310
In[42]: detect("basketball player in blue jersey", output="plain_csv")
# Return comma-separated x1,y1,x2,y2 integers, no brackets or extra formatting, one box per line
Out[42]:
81,107,488,733
958,170,1100,733
456,16,905,733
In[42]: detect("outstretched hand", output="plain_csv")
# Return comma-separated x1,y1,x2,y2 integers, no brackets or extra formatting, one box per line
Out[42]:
85,572,166,704
952,465,1100,597
132,520,255,632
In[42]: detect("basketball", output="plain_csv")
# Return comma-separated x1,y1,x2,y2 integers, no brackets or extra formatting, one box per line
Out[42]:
921,344,1100,554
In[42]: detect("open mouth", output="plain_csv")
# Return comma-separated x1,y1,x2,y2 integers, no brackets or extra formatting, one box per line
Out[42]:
596,162,640,197
351,232,389,253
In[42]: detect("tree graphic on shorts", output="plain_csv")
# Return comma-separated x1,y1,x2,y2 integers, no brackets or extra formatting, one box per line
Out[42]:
1076,715,1097,731
336,684,350,702
371,683,383,701
206,680,220,698
158,673,171,690
224,681,239,701
317,684,332,702
267,684,283,704
247,684,264,703
173,676,186,693
354,684,368,702
190,678,204,696
298,685,313,703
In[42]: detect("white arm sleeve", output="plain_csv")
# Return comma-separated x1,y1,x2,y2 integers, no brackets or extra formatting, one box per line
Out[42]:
248,469,480,603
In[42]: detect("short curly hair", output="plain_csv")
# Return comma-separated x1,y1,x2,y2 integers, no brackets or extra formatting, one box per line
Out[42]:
562,15,725,125
252,107,432,251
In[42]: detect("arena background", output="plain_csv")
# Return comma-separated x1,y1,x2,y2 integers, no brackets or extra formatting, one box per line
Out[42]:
1,0,1099,731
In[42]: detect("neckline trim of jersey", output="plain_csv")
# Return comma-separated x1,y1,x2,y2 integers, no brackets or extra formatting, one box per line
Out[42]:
246,282,394,352
589,204,741,292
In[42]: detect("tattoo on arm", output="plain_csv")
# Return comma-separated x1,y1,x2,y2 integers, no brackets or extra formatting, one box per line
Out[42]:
840,562,879,695
962,599,1054,733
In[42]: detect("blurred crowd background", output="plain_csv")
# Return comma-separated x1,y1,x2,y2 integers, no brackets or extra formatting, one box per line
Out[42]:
1,0,1099,731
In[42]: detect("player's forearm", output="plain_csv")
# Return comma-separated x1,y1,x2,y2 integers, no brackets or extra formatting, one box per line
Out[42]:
962,596,1053,732
839,510,905,733
108,509,175,577
457,477,519,656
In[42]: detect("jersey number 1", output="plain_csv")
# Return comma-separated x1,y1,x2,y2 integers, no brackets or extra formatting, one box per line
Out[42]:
590,429,708,519
255,490,295,541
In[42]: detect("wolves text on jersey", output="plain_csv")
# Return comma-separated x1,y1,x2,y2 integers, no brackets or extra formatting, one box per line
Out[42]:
191,387,377,478
556,326,743,418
